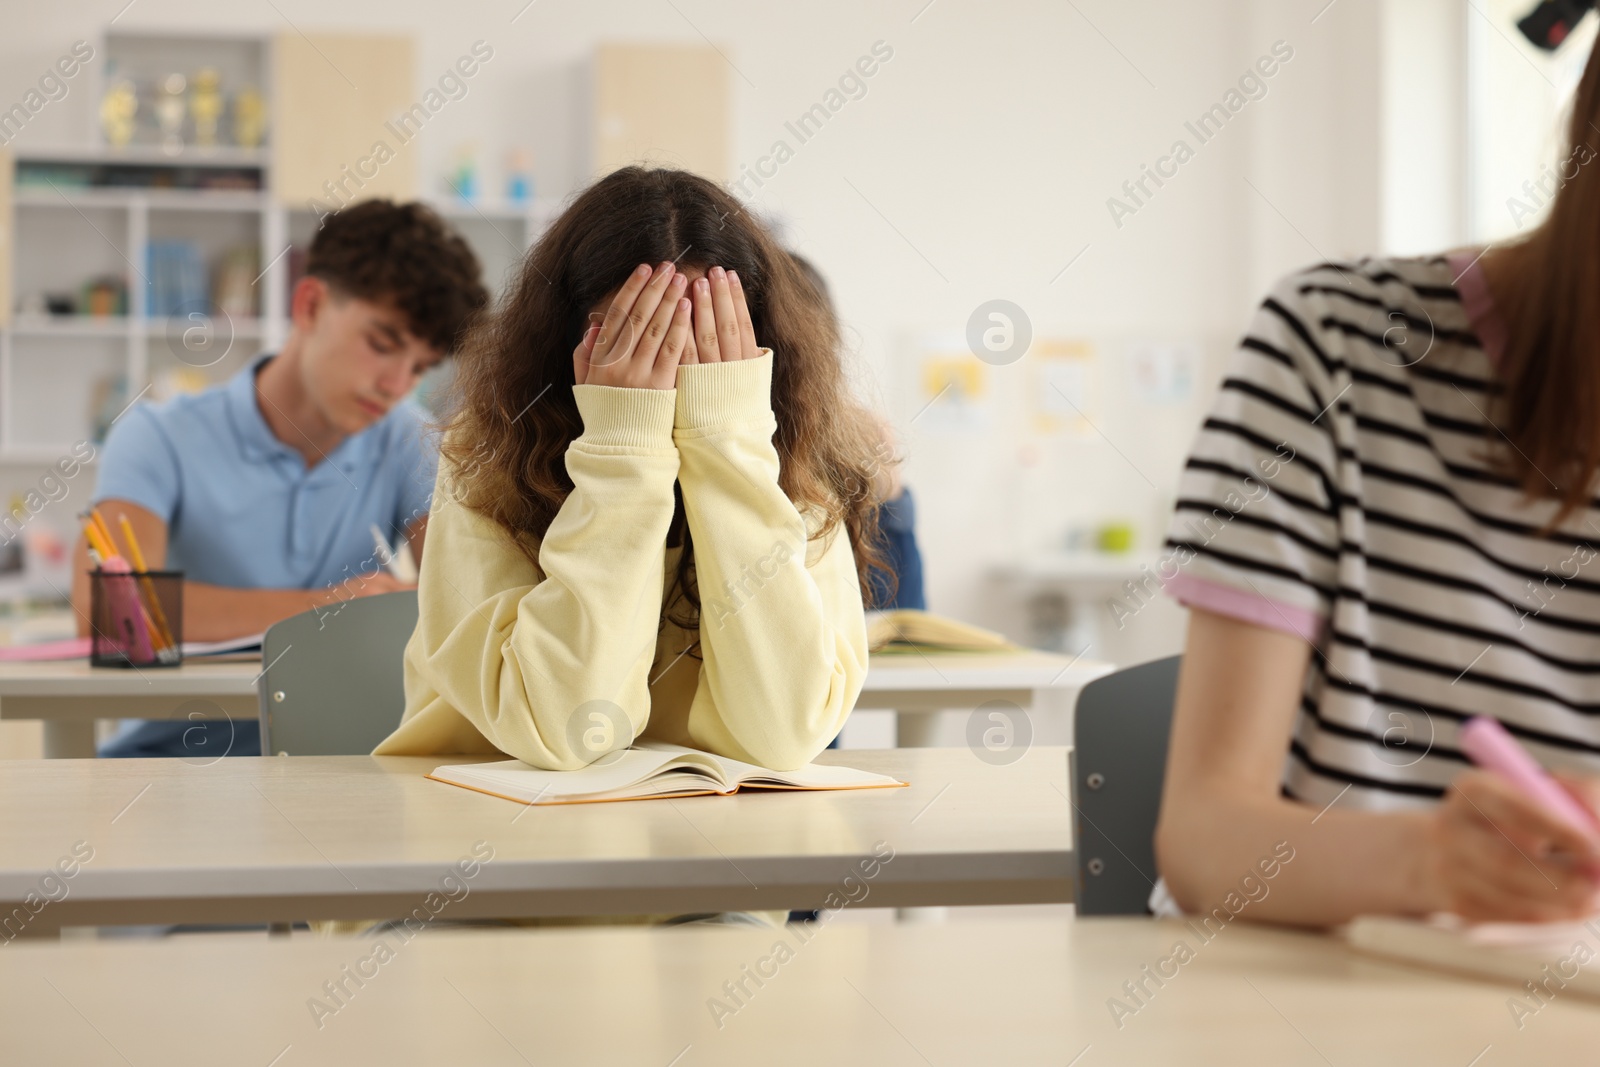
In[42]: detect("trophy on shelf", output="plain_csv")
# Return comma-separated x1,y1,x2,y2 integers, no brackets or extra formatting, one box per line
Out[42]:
190,68,224,148
100,79,138,147
155,72,187,154
233,86,267,148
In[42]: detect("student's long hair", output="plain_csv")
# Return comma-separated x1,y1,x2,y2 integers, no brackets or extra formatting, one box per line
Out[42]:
1483,37,1600,523
439,166,889,629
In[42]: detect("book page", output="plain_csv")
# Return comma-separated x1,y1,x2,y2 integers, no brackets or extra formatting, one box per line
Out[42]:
867,609,1013,652
436,746,716,802
697,749,906,791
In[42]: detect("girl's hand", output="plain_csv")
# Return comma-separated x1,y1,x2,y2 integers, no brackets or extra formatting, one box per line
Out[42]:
574,262,693,390
688,266,761,364
1427,768,1600,922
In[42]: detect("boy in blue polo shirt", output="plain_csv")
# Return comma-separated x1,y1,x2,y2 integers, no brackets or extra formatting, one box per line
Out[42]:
75,200,488,758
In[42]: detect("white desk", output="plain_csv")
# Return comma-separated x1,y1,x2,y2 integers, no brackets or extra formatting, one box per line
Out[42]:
994,550,1158,651
0,747,1072,928
0,651,1113,757
0,660,258,758
856,648,1112,745
4,917,1593,1064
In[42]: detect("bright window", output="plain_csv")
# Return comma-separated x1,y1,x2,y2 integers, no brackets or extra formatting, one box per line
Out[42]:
1466,0,1596,242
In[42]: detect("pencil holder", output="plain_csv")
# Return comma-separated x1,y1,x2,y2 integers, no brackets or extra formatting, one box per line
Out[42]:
89,568,183,668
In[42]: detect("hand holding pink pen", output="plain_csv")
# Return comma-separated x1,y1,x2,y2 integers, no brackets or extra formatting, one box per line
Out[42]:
1459,717,1600,838
1438,715,1600,918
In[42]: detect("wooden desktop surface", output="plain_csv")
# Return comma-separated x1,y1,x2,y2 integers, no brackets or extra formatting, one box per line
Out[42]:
0,649,1109,701
2,916,1589,1065
0,746,1074,926
0,651,1115,756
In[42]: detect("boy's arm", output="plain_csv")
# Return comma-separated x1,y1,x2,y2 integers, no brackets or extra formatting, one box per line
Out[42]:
71,500,403,642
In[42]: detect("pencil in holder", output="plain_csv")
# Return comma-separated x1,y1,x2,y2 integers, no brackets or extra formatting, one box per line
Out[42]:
89,566,183,668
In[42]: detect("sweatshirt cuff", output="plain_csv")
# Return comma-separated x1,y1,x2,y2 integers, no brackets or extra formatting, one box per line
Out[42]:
572,384,678,450
674,350,774,430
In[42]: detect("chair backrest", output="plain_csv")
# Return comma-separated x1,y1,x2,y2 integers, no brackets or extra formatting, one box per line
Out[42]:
1070,654,1182,915
256,590,419,756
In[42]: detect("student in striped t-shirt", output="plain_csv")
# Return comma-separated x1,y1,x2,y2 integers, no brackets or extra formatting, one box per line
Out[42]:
1153,43,1600,928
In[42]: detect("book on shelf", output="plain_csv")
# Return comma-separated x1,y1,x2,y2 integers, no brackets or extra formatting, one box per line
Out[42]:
866,609,1016,654
427,740,907,806
146,241,209,317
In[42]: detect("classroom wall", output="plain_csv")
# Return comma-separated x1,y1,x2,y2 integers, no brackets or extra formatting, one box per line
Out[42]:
0,0,1419,667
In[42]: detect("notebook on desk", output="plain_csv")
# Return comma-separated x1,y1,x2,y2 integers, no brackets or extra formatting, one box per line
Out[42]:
181,634,263,658
428,741,907,806
1345,914,1600,999
0,632,263,662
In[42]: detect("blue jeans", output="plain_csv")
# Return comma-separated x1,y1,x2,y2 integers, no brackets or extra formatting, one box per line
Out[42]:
99,718,261,759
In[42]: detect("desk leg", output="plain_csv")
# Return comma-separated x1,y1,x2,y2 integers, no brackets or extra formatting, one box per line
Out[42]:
894,711,939,748
43,720,97,759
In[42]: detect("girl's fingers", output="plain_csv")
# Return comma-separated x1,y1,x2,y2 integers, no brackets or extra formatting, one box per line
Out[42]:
572,324,599,385
709,266,744,361
635,273,689,366
727,270,759,359
681,318,699,365
1439,780,1600,919
1442,840,1583,922
692,276,720,362
653,297,693,387
1459,772,1600,860
1552,772,1600,829
592,263,654,370
613,262,676,369
1459,830,1593,908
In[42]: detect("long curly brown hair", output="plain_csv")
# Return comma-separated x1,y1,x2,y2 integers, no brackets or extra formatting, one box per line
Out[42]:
438,166,890,629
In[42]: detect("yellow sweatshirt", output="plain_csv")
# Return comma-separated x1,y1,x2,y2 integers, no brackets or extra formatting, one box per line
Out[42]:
373,351,869,771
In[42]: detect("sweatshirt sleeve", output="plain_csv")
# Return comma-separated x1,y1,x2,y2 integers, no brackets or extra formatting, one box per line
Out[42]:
672,350,869,770
403,385,680,769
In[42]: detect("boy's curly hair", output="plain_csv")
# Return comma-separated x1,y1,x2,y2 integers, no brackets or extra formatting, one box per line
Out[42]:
307,200,489,353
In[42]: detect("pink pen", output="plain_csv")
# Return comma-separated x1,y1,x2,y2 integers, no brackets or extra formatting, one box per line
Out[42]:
1458,716,1600,838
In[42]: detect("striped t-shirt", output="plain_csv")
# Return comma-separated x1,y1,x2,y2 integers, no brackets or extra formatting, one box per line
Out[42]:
1164,253,1600,811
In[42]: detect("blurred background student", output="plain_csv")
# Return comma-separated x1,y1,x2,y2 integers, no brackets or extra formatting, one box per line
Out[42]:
788,252,925,613
80,201,487,758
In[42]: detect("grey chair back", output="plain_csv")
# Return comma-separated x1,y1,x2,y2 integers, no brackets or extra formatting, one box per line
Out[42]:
1070,655,1182,915
256,590,419,755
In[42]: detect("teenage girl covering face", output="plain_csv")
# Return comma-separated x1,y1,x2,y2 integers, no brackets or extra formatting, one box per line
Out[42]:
375,167,887,772
1155,42,1600,928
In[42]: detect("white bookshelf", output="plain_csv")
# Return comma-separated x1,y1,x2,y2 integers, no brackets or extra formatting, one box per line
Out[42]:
0,28,555,467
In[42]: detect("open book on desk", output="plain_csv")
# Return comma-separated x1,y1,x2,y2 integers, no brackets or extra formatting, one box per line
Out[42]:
428,741,908,806
867,609,1016,654
1345,914,1600,999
